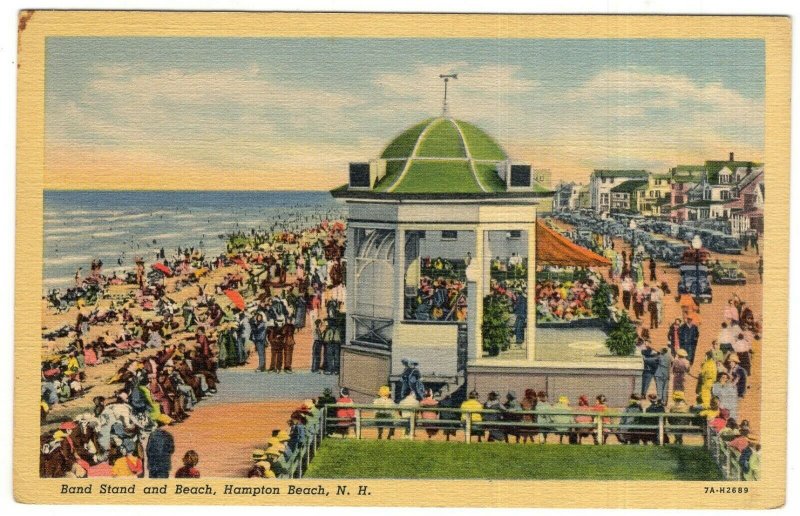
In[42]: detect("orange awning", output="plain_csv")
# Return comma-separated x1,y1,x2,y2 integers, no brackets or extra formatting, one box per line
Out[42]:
536,220,611,267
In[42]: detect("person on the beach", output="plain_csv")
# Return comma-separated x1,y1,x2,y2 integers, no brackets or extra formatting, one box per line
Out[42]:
236,312,252,365
175,450,200,478
146,427,175,478
251,312,267,372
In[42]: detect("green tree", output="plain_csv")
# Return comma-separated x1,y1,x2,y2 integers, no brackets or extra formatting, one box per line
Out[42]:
605,311,637,356
482,294,512,356
591,279,614,320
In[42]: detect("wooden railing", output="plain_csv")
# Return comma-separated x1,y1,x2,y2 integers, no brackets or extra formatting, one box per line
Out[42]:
281,408,325,479
322,404,707,446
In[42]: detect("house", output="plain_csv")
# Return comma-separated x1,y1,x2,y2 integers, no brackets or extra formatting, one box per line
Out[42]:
552,182,581,212
589,169,649,213
638,173,672,218
685,153,761,222
669,165,705,223
728,166,765,236
577,184,591,210
609,179,648,212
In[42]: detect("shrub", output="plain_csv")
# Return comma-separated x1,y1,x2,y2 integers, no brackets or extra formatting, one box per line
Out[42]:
482,294,512,356
591,279,614,320
605,311,637,356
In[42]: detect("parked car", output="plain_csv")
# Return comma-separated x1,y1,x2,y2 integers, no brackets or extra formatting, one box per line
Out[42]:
711,261,747,285
664,243,690,268
681,247,711,265
678,264,713,303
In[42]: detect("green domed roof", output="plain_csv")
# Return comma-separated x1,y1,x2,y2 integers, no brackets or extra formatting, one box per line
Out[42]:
373,117,510,193
332,116,554,198
379,118,508,161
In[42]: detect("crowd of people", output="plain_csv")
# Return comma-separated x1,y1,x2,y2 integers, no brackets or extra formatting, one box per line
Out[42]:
406,257,468,322
40,217,347,478
535,274,601,323
707,407,761,480
635,293,758,416
40,328,220,478
324,386,758,450
247,398,323,478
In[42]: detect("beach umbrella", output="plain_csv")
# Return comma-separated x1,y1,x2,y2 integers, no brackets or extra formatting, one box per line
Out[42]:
224,289,246,311
232,257,251,270
151,262,173,277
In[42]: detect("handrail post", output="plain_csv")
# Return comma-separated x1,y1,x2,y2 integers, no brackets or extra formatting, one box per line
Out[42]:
658,415,665,446
298,447,304,479
465,412,471,443
596,414,603,445
409,409,416,440
355,408,362,439
724,446,732,479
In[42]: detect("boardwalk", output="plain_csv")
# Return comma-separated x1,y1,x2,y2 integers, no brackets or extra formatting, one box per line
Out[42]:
169,369,337,478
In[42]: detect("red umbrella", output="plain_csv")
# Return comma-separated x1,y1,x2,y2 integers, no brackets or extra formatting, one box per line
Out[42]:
224,289,246,311
151,262,173,277
232,257,251,270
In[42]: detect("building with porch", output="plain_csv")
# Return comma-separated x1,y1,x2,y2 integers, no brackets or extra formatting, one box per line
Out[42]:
589,169,649,213
668,165,705,223
331,115,643,406
609,179,647,212
639,173,672,218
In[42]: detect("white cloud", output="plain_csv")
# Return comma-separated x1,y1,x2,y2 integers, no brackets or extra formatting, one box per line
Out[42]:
565,68,762,125
46,63,763,186
88,64,356,110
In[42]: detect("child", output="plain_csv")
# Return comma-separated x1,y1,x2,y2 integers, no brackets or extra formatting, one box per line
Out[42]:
175,450,200,478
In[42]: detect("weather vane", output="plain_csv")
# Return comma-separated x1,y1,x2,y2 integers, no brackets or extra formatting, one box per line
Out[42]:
439,73,458,116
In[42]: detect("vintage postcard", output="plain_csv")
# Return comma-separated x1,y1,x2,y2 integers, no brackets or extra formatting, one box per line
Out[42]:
14,11,790,508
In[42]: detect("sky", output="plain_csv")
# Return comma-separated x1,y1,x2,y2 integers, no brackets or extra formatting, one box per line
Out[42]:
44,37,764,190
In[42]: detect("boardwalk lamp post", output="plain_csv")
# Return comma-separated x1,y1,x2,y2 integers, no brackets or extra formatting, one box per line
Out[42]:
692,234,703,299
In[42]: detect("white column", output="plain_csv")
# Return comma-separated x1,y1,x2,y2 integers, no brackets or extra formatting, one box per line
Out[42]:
473,224,486,360
527,212,537,363
345,224,357,347
392,226,406,377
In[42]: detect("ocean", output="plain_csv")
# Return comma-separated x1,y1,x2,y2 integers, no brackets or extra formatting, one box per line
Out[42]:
43,190,342,292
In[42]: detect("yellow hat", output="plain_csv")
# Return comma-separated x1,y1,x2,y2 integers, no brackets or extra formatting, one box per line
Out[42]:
747,435,760,444
276,430,290,442
728,354,740,363
255,462,276,477
677,349,688,358
251,449,267,461
267,437,282,448
53,430,67,441
672,391,685,401
265,448,282,457
378,386,391,397
558,396,569,405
